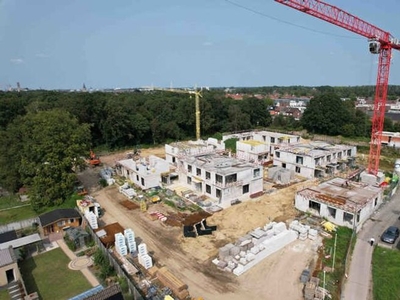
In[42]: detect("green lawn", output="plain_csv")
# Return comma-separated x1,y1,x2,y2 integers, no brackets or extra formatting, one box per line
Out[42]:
372,246,400,300
0,205,37,225
19,248,92,300
0,289,9,300
0,193,83,225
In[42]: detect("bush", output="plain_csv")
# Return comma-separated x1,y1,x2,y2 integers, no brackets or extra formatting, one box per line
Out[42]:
99,178,108,188
64,236,77,251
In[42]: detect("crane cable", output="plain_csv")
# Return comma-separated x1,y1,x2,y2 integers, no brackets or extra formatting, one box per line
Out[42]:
223,0,362,40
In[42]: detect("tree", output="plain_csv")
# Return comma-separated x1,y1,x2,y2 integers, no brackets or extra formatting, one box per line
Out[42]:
0,109,90,210
301,93,351,135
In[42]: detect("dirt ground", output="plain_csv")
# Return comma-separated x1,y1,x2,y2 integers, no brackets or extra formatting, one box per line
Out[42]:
79,148,320,300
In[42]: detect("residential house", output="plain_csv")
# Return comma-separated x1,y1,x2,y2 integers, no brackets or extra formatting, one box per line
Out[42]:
116,155,170,190
295,177,382,231
177,153,263,204
273,141,357,179
39,208,81,236
0,247,22,287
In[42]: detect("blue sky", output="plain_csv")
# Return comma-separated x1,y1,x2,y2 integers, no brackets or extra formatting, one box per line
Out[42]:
1,0,400,89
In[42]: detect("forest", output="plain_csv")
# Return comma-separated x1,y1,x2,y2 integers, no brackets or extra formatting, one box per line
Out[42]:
0,85,399,209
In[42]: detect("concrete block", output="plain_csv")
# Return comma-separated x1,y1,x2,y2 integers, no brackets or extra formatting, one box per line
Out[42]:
217,261,227,269
250,246,260,255
233,264,245,276
273,222,287,235
240,239,252,247
246,253,256,261
223,255,233,262
235,255,240,260
239,251,246,257
264,222,276,231
229,246,241,256
224,265,234,273
239,257,247,265
247,242,254,250
212,258,219,265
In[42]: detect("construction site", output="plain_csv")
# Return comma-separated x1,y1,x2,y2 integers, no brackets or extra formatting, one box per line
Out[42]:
75,123,397,300
74,2,400,297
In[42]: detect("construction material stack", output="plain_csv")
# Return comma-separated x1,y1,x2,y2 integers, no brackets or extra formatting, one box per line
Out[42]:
85,211,98,229
138,243,153,269
115,232,128,256
213,222,298,276
124,228,137,254
156,267,189,300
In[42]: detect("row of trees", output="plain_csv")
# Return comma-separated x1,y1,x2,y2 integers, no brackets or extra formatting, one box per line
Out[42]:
233,85,400,99
0,90,272,148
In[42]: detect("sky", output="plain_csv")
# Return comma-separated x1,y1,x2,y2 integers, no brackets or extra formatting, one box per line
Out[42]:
1,0,400,90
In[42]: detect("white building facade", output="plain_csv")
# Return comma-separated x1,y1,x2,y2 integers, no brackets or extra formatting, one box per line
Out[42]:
165,138,225,165
295,178,383,231
273,142,357,179
177,154,263,204
116,155,170,190
223,130,300,163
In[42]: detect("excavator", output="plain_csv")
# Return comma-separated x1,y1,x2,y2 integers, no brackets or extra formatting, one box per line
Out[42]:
88,150,101,167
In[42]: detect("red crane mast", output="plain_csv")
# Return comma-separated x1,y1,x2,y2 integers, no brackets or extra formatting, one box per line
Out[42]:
275,0,400,175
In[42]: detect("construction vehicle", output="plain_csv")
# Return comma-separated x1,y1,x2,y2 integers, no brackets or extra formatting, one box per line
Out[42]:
275,0,400,177
151,195,161,204
88,150,101,166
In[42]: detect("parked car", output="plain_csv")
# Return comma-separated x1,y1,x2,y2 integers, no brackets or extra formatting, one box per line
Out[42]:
381,226,400,244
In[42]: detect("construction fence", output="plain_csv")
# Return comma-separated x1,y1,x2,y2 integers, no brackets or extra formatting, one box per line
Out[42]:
85,223,146,300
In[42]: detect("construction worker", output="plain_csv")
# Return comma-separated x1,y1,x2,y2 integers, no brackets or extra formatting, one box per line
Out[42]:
369,237,375,246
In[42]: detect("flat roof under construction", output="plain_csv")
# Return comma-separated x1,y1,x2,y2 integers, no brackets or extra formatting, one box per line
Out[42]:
299,177,381,211
277,142,354,158
184,153,257,175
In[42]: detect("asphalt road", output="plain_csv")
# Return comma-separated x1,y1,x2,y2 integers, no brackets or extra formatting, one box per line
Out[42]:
342,187,400,300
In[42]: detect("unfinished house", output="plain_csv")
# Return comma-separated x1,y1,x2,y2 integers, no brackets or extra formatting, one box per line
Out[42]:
295,177,383,231
223,130,300,163
177,153,263,205
273,141,357,179
381,131,400,148
116,155,170,190
165,138,225,165
235,140,269,163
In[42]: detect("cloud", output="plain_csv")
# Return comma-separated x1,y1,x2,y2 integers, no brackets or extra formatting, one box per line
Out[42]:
202,41,213,47
35,53,49,58
10,58,23,64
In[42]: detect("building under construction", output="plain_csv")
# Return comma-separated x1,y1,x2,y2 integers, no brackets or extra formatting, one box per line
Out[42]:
295,177,383,231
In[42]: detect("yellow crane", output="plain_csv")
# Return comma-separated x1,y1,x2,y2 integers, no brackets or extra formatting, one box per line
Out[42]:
149,87,202,141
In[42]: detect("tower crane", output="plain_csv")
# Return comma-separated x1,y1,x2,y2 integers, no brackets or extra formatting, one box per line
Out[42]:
275,0,400,176
149,87,203,141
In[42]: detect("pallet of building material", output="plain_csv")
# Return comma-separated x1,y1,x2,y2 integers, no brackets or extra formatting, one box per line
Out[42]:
147,266,159,277
174,288,190,300
157,267,189,292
